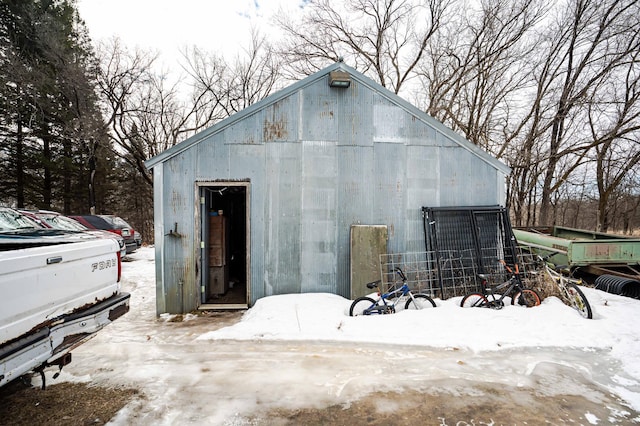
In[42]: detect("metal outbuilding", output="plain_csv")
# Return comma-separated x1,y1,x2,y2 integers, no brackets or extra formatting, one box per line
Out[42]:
145,62,510,314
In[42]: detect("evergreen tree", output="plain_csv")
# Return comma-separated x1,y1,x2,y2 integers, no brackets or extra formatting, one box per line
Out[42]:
0,0,115,212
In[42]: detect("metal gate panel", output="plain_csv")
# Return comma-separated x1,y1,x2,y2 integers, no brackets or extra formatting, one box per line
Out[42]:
422,205,518,298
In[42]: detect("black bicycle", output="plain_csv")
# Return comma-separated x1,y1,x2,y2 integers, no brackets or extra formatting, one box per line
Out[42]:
460,261,541,309
349,268,436,316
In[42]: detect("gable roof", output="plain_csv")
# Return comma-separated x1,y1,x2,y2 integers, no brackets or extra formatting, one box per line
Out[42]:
145,62,510,174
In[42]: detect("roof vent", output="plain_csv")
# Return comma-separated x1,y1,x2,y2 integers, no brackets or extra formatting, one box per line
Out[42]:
329,71,351,88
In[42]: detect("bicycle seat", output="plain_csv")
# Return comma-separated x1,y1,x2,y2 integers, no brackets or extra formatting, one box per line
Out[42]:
366,280,381,289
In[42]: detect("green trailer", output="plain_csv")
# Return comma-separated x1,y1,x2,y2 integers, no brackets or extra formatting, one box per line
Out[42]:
513,226,640,279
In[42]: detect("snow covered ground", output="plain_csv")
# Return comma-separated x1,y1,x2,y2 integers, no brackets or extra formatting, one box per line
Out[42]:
59,246,640,424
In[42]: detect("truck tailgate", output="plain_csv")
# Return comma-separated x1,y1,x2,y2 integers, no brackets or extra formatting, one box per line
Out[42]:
0,238,120,346
0,291,130,387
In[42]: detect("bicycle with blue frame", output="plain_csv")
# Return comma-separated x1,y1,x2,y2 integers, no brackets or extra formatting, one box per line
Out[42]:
349,267,436,316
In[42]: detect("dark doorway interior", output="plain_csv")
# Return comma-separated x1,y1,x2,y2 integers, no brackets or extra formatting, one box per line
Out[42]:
202,185,247,306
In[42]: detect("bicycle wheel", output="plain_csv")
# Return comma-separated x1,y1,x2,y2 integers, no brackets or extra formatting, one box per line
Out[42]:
511,289,541,307
349,296,378,316
460,293,489,308
405,294,436,310
565,283,593,319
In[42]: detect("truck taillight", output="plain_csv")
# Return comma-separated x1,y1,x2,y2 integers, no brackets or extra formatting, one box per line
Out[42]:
117,251,122,282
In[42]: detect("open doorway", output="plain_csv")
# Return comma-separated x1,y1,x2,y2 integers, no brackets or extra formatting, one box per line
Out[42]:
199,183,249,309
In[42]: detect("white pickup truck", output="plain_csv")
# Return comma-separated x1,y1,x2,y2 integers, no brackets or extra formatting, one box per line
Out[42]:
0,208,130,388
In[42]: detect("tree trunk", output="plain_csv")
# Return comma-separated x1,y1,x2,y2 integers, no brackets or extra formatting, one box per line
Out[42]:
88,155,96,214
597,195,609,232
42,135,52,208
539,161,557,226
63,139,72,213
16,112,25,208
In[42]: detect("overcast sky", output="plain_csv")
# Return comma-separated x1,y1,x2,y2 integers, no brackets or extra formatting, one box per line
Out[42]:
77,0,307,68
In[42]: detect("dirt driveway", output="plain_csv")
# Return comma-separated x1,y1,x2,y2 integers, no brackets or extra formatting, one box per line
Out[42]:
2,312,637,425
0,373,634,425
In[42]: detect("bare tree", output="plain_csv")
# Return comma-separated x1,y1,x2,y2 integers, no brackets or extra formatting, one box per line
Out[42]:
408,0,547,226
418,0,546,151
275,0,451,93
534,0,640,225
95,39,192,237
182,28,281,130
587,47,640,231
618,174,640,234
96,39,197,188
479,0,640,227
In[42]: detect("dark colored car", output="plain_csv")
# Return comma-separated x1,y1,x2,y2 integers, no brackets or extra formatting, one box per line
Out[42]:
70,215,138,254
20,210,127,257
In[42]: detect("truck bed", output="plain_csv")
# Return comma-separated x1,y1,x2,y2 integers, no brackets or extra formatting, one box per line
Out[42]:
514,226,640,279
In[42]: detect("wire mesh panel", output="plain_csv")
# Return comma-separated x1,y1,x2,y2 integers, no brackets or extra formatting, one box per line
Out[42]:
515,248,540,277
379,251,438,295
437,249,480,297
379,248,539,300
422,206,517,271
379,250,482,299
420,206,522,294
372,206,538,300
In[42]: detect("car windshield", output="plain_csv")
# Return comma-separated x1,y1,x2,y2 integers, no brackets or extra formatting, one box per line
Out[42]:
0,209,43,231
41,214,88,231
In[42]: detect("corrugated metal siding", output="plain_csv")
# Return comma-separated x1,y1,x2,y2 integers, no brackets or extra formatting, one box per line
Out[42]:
439,146,498,206
373,143,406,253
221,109,263,145
263,97,299,143
406,145,440,252
196,134,230,175
335,146,374,297
374,96,409,143
301,141,337,293
407,114,439,146
264,143,302,295
301,83,339,142
162,150,199,312
337,84,374,146
154,71,508,312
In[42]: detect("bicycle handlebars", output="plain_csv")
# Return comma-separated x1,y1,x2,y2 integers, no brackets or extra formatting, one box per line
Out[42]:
394,267,407,281
499,259,519,274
